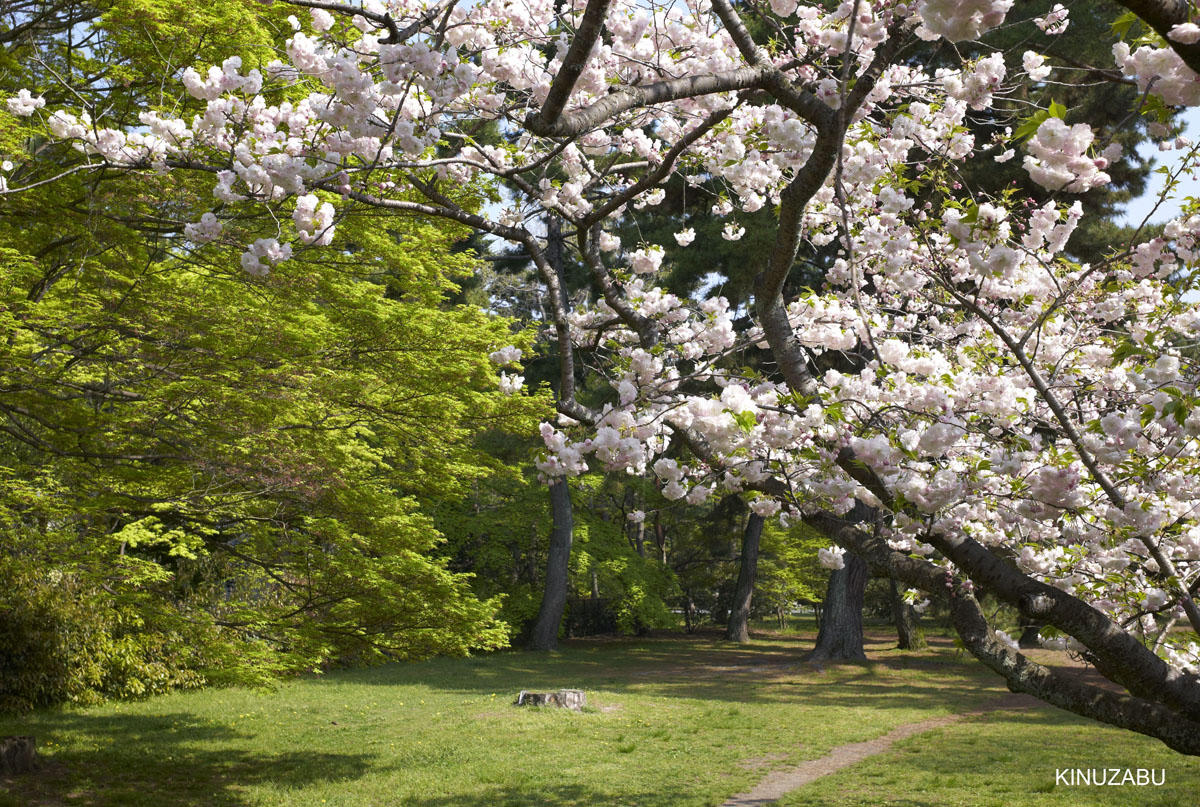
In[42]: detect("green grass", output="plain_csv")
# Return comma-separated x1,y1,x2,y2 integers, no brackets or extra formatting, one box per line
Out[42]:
781,706,1200,807
0,628,1196,807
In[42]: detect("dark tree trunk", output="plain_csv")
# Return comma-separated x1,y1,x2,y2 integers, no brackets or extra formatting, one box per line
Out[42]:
528,479,573,650
805,552,868,661
1018,621,1045,649
725,513,765,643
0,736,36,775
528,214,573,652
888,576,926,650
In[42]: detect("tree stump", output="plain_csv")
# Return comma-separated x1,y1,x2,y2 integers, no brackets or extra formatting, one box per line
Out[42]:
514,689,586,711
0,736,37,775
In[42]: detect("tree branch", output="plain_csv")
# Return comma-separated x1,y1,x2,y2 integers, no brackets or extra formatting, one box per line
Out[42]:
1113,0,1200,75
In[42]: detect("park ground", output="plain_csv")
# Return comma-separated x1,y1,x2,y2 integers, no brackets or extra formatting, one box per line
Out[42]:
0,620,1197,807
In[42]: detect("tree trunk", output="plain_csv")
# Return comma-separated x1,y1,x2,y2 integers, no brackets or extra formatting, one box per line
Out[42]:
0,736,36,775
528,479,573,650
725,512,765,643
889,576,926,650
1018,621,1045,649
805,552,868,661
515,689,586,711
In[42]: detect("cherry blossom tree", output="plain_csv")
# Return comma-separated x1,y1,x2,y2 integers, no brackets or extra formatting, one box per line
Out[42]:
8,0,1200,753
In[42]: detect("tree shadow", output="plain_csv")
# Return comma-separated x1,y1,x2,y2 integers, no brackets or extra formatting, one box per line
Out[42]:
397,781,699,807
295,632,1017,722
0,711,384,807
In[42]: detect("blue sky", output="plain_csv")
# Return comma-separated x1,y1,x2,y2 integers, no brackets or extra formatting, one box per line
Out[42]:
1119,106,1200,227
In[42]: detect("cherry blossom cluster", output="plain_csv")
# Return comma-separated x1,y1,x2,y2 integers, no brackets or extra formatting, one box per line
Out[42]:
915,0,1012,43
1023,117,1113,193
1114,39,1200,107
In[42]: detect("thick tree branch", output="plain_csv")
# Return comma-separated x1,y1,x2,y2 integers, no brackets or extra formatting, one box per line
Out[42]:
527,0,615,133
711,0,766,66
921,527,1200,722
525,67,770,138
1113,0,1200,75
809,509,1200,755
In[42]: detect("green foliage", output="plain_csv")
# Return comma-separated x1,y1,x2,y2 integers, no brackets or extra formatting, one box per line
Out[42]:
434,468,679,641
755,520,828,624
0,0,550,708
571,477,680,634
0,199,549,702
429,440,553,640
0,558,206,713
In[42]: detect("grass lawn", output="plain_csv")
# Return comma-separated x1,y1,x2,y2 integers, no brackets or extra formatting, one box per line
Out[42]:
1,625,1196,807
781,705,1198,807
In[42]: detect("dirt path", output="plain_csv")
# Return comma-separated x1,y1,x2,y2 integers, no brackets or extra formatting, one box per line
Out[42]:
720,693,1040,807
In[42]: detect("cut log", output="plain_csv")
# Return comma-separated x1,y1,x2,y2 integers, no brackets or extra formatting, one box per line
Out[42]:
514,689,586,711
0,736,37,775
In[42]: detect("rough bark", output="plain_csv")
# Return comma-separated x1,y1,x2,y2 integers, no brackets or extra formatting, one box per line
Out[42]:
805,552,868,661
725,512,765,643
515,689,586,711
888,576,926,650
528,479,573,651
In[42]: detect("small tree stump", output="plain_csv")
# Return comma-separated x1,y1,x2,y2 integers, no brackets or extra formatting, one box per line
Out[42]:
514,689,586,711
0,736,37,775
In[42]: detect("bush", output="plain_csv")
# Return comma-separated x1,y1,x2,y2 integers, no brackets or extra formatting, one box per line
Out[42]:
0,562,206,714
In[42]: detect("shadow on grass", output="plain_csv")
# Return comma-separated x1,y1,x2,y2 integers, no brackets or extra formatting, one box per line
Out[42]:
0,711,382,807
397,782,698,807
298,630,1008,716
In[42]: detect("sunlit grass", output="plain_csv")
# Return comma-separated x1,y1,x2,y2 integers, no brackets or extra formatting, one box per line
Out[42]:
0,627,1195,806
781,705,1199,807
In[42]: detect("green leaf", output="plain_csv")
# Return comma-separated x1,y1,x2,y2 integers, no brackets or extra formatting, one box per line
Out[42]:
1111,11,1139,40
731,410,758,433
1013,109,1051,142
1111,340,1143,364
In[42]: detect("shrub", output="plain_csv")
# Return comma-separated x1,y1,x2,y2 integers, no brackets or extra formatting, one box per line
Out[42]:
0,561,206,714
